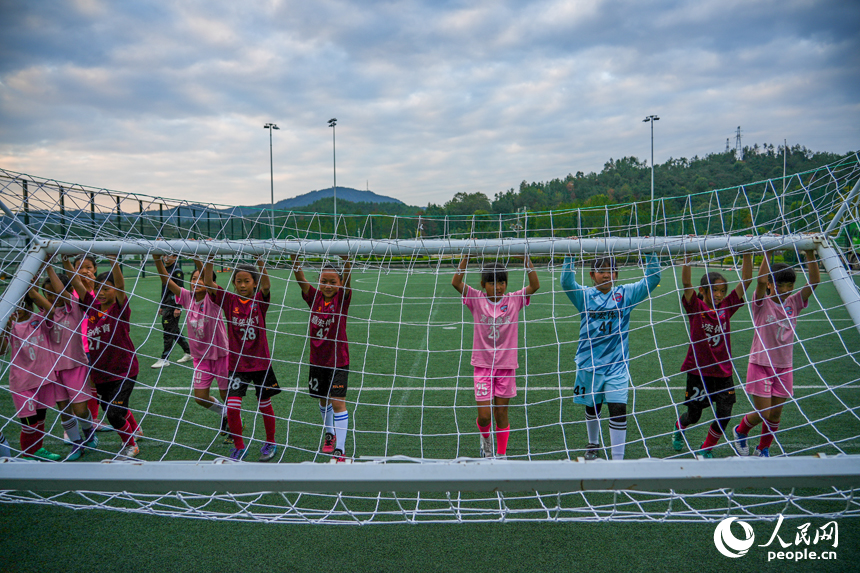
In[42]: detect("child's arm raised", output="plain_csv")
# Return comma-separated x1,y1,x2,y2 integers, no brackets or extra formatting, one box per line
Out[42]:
59,255,88,300
153,254,182,299
754,251,772,302
340,256,353,292
256,256,270,296
524,255,539,295
800,249,820,302
734,253,754,299
681,256,695,303
291,255,312,297
29,284,53,316
107,255,128,305
451,254,468,295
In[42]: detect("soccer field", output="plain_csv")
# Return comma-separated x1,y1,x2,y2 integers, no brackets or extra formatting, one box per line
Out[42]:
1,262,859,571
5,262,857,463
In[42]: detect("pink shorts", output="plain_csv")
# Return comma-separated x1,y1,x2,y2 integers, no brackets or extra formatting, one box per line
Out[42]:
192,356,229,392
473,367,517,401
12,383,56,419
53,366,91,404
746,362,793,398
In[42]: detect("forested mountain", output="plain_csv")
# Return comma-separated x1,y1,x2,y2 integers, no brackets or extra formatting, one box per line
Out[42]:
421,144,852,217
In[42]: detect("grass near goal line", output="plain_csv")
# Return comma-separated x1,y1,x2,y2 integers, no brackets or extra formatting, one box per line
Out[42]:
1,264,859,572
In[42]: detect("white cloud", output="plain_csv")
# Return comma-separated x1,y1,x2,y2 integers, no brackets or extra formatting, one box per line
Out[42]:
0,0,857,208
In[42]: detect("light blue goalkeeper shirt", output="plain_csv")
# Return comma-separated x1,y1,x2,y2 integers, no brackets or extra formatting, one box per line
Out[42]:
560,253,661,375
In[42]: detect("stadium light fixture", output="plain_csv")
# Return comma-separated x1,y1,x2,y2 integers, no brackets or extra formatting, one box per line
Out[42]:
643,115,659,234
264,122,280,239
328,118,338,237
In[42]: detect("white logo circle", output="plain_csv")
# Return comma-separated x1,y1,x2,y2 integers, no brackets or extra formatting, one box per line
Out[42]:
713,517,755,558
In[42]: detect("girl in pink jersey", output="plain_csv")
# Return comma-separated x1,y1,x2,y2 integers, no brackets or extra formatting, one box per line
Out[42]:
154,255,229,435
1,289,61,461
452,256,539,459
82,255,142,460
29,265,99,460
292,255,353,462
63,255,106,430
205,258,281,462
672,253,753,458
732,250,819,457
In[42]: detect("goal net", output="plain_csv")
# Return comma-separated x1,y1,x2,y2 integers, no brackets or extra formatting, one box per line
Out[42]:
0,154,859,524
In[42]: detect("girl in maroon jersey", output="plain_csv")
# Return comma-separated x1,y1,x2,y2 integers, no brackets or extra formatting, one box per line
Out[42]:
672,253,753,457
205,257,281,462
81,255,141,460
291,255,353,462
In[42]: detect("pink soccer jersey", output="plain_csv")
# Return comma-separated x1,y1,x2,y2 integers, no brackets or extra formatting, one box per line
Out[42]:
749,290,808,369
463,285,530,369
302,285,351,369
211,287,271,373
47,300,88,372
72,290,94,353
8,314,55,392
176,288,228,362
82,292,139,385
680,289,743,378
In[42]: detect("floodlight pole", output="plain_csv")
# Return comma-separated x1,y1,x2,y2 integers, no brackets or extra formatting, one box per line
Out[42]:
328,118,338,238
263,122,280,239
643,115,659,234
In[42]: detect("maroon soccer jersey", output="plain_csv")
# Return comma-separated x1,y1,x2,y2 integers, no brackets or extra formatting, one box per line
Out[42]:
211,287,271,373
302,285,351,368
82,292,140,384
680,289,743,378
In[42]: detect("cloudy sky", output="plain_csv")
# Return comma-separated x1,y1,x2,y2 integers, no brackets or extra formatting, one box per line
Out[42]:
1,0,858,208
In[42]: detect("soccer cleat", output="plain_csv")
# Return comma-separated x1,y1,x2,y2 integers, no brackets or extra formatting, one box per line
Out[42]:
83,426,100,449
114,444,139,460
731,425,749,456
24,447,62,462
259,443,277,462
176,353,193,364
697,448,714,459
332,448,346,463
94,418,113,432
322,432,336,454
755,447,770,458
229,447,248,461
479,434,493,459
66,440,86,461
584,443,600,461
672,426,684,452
151,358,169,369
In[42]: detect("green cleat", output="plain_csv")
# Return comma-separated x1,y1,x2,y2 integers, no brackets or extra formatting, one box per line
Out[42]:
672,427,684,451
24,447,63,462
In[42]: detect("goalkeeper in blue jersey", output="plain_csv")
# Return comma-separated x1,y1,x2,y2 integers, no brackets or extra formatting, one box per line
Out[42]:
561,251,661,460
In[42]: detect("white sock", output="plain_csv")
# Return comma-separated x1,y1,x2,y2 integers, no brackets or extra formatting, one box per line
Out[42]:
609,420,627,460
206,398,224,416
585,411,601,445
334,410,349,452
78,411,93,433
320,404,334,435
62,418,82,443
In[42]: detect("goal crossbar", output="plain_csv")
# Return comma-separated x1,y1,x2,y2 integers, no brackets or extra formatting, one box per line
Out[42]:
1,456,858,494
43,234,825,258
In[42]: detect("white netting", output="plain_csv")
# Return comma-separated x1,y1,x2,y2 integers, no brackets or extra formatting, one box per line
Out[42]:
0,155,859,524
